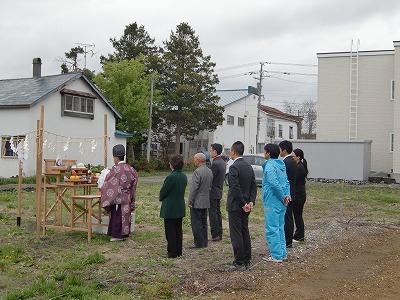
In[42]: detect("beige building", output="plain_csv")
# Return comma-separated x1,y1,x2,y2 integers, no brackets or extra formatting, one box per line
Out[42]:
317,41,400,181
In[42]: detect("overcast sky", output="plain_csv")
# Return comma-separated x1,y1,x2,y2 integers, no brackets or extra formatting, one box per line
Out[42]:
1,0,399,108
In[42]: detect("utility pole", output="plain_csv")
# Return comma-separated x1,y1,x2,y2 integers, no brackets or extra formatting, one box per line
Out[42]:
255,62,264,153
147,74,155,162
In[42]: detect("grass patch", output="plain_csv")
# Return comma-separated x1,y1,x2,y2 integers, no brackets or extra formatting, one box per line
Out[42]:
84,251,106,265
1,174,400,299
0,176,37,186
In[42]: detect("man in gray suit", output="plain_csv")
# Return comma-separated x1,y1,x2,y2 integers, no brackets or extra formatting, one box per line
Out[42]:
188,153,213,248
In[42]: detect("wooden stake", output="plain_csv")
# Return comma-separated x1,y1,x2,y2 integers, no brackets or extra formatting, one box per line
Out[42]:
104,114,108,168
17,160,23,226
35,120,40,233
36,105,44,234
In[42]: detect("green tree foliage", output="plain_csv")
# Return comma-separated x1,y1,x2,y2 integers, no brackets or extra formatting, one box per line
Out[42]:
155,22,223,154
93,58,151,146
65,46,84,70
100,22,158,65
60,46,95,80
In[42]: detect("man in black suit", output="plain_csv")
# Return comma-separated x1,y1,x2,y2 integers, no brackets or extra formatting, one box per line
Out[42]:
208,143,226,241
279,140,297,248
226,141,257,271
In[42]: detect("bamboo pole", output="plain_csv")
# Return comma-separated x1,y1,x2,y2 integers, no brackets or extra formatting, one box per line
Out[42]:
17,160,23,226
104,114,108,168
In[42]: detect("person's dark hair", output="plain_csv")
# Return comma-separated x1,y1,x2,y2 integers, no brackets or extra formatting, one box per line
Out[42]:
279,140,293,154
264,143,280,159
211,143,223,155
293,148,308,176
231,141,244,156
116,156,125,161
169,154,184,170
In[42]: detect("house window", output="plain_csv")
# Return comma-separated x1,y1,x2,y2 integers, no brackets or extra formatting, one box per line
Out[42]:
63,94,95,119
278,124,283,138
1,135,25,158
238,117,245,127
390,133,394,152
267,118,275,138
289,126,294,139
227,115,234,125
391,80,395,100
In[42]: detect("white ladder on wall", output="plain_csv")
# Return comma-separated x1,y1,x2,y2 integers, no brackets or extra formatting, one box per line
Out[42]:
349,39,360,140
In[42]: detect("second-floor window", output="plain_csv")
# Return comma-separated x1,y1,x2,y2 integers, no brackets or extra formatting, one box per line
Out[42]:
227,115,234,125
289,126,294,139
267,118,275,138
278,124,283,138
62,91,96,119
238,117,245,127
65,95,94,114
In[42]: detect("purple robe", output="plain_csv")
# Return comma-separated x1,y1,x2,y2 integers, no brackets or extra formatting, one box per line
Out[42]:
100,163,138,238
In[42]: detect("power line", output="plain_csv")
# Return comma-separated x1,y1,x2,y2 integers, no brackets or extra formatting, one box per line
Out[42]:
215,62,259,72
215,60,317,73
264,70,318,77
266,61,317,67
268,75,317,85
219,71,255,80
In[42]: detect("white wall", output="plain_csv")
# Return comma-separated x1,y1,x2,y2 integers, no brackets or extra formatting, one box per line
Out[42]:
0,77,125,177
258,115,298,145
291,140,372,181
202,94,298,156
212,94,259,154
317,53,395,173
393,44,400,177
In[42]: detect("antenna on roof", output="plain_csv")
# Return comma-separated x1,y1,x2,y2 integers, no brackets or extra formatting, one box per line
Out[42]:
75,43,95,69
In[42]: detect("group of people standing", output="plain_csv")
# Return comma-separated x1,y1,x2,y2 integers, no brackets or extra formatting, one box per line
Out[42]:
99,140,307,270
159,139,308,270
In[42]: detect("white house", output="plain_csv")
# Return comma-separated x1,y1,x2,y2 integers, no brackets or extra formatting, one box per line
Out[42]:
0,58,130,178
181,87,301,159
317,41,400,181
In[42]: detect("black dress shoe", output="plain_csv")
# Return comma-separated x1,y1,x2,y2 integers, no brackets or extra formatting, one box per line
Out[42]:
226,263,246,272
210,236,222,241
286,244,293,248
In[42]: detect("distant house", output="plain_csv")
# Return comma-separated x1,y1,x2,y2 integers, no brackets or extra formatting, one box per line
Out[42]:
317,41,400,181
0,58,131,177
181,87,302,159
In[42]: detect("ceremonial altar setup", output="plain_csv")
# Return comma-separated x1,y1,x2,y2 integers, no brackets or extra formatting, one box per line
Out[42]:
8,106,126,242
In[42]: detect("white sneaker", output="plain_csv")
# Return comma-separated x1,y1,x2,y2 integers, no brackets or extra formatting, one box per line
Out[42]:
110,238,125,242
262,256,283,263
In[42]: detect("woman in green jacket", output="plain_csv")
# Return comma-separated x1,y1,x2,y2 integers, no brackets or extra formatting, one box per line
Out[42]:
159,155,188,258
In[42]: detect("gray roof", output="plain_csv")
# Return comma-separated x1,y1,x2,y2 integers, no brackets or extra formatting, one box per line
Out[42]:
0,73,79,107
216,89,250,106
0,73,122,118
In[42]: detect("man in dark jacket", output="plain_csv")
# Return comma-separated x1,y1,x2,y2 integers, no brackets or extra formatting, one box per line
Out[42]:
279,140,297,248
208,143,226,241
227,141,257,271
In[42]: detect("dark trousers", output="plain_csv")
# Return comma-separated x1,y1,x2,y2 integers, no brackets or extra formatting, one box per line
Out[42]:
164,218,183,258
208,198,223,238
293,194,306,241
107,204,129,239
228,210,251,265
284,201,294,246
190,208,208,248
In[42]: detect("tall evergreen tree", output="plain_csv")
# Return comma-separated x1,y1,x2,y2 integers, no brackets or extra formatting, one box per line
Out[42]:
155,23,223,154
100,22,158,64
